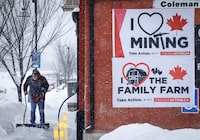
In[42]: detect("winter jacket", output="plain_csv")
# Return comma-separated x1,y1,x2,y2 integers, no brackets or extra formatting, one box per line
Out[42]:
23,74,49,100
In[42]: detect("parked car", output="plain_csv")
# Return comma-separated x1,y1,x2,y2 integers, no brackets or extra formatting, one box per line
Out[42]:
57,84,67,90
47,83,56,92
0,87,6,94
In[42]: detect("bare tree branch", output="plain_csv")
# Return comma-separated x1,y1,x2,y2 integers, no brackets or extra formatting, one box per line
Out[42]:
54,41,77,85
0,0,71,102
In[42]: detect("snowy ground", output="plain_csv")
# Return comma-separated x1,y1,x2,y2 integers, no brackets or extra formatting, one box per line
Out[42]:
0,72,77,140
99,123,200,140
1,71,200,140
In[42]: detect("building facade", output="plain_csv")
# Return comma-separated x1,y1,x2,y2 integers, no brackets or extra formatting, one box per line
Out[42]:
77,0,200,139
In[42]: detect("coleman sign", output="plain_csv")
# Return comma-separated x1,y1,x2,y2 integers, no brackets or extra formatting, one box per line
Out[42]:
112,9,195,108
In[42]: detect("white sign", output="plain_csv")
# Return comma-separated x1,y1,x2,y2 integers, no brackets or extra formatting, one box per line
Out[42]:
112,9,195,108
153,0,200,8
112,57,194,108
113,9,194,58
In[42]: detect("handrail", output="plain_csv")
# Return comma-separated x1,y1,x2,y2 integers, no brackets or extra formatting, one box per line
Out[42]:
57,92,77,123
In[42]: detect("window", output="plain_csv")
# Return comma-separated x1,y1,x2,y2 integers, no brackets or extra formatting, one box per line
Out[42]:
195,25,200,87
66,0,79,5
63,0,79,11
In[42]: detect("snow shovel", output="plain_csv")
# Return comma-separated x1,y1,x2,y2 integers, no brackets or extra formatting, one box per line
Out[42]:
16,94,49,129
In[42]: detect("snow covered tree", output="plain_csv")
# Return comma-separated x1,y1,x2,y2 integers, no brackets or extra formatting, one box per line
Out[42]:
0,0,68,102
54,41,77,86
0,0,14,35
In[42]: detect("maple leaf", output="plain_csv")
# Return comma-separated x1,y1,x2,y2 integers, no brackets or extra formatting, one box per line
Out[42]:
167,13,187,31
169,65,187,80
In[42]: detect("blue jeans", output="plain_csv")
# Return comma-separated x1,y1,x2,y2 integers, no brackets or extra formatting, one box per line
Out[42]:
30,99,45,124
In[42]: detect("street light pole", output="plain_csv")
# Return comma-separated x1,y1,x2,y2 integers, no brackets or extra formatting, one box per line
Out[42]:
32,0,37,51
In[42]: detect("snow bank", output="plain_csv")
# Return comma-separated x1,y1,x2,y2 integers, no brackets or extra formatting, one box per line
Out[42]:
99,123,200,140
0,71,77,140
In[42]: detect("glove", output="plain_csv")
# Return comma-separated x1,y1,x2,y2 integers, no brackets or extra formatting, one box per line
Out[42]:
24,91,27,96
40,92,45,97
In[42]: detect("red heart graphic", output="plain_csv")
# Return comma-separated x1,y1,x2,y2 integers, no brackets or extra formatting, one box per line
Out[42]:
122,62,150,86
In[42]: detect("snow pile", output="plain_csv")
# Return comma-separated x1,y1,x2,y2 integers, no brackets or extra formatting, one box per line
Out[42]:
100,123,200,140
0,72,77,140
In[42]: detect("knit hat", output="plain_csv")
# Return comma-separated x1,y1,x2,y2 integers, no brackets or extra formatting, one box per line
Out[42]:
32,68,39,75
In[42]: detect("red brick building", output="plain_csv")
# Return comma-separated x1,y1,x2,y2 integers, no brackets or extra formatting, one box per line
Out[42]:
76,0,200,139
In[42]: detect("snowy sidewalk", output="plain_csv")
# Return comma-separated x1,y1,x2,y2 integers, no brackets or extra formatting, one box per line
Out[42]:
0,72,76,140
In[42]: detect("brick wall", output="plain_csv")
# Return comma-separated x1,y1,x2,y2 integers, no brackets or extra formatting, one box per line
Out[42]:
79,0,200,132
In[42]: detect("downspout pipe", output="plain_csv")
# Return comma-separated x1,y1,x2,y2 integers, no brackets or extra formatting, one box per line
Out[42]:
72,8,84,140
85,0,95,133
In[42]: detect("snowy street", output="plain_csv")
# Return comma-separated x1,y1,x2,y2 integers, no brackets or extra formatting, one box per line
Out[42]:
0,72,77,140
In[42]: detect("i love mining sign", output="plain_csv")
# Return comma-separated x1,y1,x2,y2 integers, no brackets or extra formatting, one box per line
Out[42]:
112,9,195,108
